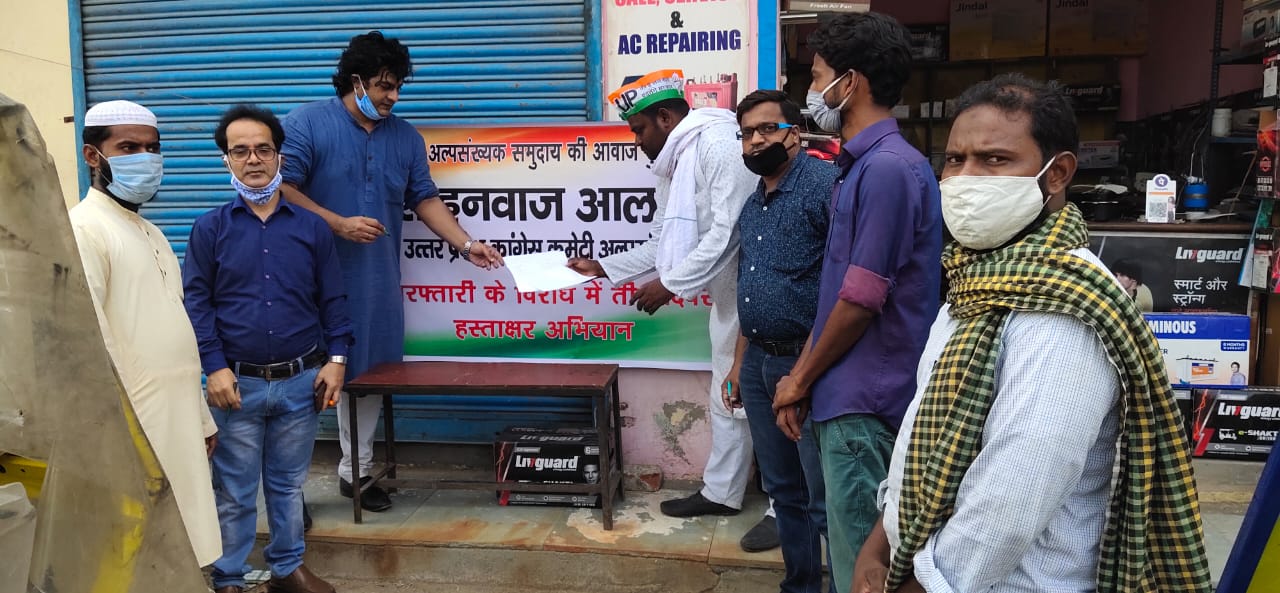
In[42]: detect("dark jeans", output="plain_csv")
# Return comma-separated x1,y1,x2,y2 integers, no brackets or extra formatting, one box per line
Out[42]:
740,343,832,593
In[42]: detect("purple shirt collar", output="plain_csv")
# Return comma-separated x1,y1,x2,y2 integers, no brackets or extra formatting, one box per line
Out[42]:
836,118,902,170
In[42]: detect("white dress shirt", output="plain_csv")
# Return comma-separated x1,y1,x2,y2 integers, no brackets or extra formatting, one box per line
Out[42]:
880,248,1123,593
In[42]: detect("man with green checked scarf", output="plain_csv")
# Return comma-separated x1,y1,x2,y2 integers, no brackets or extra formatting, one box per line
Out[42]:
852,74,1212,593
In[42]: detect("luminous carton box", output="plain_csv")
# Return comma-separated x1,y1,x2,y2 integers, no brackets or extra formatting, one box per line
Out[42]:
1189,388,1280,460
950,0,1047,61
1145,313,1251,388
1049,0,1148,56
494,427,602,508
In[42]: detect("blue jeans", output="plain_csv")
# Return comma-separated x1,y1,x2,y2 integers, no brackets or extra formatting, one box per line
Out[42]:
740,344,832,593
210,367,320,589
814,413,894,593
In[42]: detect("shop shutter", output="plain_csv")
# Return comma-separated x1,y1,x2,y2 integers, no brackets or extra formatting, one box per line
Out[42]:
77,0,594,258
75,0,598,442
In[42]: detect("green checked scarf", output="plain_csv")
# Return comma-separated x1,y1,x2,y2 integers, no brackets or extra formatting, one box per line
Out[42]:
886,204,1212,593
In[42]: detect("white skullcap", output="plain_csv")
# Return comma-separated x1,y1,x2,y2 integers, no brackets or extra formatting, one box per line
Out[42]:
84,100,158,128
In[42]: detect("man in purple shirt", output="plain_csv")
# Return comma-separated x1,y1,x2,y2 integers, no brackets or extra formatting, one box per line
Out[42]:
772,13,942,593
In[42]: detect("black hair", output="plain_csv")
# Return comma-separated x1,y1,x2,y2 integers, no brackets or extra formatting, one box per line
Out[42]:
735,90,804,126
1109,258,1144,284
214,104,285,152
1232,362,1241,369
82,125,111,149
636,97,690,121
952,73,1080,164
331,30,412,97
808,12,912,108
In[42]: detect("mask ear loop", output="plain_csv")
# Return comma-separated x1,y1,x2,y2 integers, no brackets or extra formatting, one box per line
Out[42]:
353,75,368,101
89,146,113,184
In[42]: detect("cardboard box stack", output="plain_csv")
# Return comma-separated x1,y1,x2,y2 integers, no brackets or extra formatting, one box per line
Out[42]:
1049,0,1148,56
949,0,1047,61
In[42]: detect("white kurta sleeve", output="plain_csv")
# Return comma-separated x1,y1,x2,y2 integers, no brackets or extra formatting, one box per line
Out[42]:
600,181,666,286
70,220,124,369
659,135,755,298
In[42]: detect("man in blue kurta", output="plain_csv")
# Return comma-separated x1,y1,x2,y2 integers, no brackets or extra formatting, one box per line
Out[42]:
281,30,503,512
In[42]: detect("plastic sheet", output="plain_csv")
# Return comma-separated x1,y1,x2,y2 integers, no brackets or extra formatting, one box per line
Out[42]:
0,94,206,591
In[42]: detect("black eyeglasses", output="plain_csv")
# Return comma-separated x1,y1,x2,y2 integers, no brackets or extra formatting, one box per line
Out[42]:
737,122,795,140
227,146,278,162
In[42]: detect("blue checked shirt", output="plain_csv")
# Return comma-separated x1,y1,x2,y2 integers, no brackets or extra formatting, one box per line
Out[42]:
736,152,837,341
880,248,1123,593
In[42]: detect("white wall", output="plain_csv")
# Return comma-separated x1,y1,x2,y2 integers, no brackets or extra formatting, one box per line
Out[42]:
0,0,79,207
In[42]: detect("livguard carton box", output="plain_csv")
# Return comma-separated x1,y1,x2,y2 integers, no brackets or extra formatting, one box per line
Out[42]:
1189,388,1280,460
494,427,601,508
1145,313,1251,388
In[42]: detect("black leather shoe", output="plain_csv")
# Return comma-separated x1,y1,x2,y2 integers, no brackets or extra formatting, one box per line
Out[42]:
339,476,392,512
739,514,780,552
659,491,740,517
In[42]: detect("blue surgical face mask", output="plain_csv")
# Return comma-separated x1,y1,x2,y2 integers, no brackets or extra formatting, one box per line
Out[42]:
94,148,163,204
224,155,283,206
806,90,842,133
354,76,385,121
807,70,853,133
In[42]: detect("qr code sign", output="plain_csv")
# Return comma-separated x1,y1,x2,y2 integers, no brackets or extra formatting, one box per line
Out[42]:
1146,199,1168,221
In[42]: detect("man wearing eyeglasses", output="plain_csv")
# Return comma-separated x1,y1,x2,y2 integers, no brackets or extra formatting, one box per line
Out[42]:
569,69,761,521
183,104,352,593
727,90,838,593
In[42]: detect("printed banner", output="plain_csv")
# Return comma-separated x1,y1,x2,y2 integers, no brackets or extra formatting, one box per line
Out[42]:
602,0,756,119
402,124,712,370
1089,232,1251,314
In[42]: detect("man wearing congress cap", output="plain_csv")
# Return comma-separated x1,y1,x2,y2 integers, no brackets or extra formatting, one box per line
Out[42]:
569,70,761,520
68,100,222,567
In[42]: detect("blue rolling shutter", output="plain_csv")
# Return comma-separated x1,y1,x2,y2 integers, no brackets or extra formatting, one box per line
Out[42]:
78,0,593,258
75,0,599,443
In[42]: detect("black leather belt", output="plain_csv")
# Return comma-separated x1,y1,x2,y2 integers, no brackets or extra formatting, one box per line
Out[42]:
751,339,805,357
232,349,327,381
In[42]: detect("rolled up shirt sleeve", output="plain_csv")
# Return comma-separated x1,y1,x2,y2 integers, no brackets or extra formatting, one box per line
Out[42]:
404,132,439,212
280,110,313,187
837,152,925,313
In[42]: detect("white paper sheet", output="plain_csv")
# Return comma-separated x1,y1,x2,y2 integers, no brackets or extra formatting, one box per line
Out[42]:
503,250,596,293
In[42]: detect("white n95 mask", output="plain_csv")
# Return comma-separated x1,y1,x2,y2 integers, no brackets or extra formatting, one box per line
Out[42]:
939,156,1058,250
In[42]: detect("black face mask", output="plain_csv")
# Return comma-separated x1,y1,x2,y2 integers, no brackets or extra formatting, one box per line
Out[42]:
742,141,791,177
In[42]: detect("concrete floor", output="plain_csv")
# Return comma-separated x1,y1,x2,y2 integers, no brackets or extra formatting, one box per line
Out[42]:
240,449,1263,592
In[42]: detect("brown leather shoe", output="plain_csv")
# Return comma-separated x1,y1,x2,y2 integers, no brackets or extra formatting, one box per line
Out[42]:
214,587,243,593
266,564,335,593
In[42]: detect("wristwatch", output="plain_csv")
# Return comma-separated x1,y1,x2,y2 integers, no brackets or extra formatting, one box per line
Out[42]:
461,239,474,259
329,355,348,365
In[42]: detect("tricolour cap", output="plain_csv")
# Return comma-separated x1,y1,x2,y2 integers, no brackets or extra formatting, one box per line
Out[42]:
608,69,685,120
84,100,158,128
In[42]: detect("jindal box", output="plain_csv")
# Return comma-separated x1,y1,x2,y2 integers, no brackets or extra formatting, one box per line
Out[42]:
494,427,602,508
1145,313,1251,389
1189,388,1280,460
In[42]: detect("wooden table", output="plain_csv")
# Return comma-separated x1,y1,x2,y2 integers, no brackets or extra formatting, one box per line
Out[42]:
342,361,624,529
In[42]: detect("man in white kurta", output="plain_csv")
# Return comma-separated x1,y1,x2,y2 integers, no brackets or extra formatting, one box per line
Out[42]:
572,70,760,517
68,100,221,567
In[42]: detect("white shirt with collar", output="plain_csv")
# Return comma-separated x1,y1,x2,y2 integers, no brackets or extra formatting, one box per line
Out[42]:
880,247,1123,593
